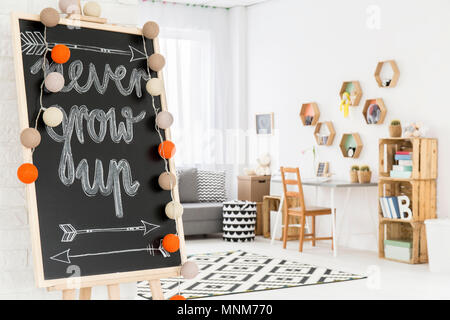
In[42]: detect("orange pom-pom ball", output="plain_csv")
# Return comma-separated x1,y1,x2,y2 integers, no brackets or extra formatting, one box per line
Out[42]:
158,141,176,159
17,163,38,184
162,234,180,253
51,44,71,64
170,295,186,300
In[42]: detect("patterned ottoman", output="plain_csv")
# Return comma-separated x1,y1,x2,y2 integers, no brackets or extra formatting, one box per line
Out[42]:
222,201,256,242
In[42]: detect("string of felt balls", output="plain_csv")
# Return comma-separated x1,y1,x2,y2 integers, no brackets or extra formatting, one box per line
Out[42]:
17,5,199,300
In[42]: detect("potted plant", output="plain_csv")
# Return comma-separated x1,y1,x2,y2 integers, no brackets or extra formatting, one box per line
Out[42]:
350,165,359,183
389,119,402,138
358,165,372,184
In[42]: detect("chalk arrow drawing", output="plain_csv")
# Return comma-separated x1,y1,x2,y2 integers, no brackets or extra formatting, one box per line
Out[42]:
50,241,170,264
59,220,159,242
21,31,147,62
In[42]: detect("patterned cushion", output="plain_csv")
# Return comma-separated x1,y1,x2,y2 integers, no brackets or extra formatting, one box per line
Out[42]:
197,169,226,202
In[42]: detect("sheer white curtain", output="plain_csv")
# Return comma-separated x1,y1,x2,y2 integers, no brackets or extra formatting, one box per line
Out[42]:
139,2,248,197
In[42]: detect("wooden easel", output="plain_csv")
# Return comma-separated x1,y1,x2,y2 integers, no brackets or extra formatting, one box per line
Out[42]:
11,9,187,301
58,280,164,300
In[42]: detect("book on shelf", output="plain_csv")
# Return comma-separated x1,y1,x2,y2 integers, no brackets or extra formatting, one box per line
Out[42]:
379,196,403,219
395,151,412,156
394,154,412,161
398,160,413,166
393,165,413,172
390,170,412,179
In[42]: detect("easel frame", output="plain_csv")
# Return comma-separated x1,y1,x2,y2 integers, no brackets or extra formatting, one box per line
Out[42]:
10,12,186,300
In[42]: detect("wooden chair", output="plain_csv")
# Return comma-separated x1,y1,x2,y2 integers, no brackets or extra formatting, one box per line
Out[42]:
280,167,334,252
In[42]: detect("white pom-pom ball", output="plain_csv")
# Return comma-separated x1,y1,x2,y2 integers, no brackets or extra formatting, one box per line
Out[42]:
43,107,63,127
59,0,80,14
181,261,199,279
165,201,183,220
156,111,173,129
45,72,65,93
146,78,164,96
83,1,101,17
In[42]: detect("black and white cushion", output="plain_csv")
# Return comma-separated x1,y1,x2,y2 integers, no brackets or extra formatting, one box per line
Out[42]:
197,170,226,203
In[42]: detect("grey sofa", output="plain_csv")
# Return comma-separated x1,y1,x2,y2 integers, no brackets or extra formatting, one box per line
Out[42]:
177,168,226,236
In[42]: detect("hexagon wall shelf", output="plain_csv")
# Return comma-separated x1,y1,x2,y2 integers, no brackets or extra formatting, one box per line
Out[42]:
300,102,320,126
339,81,362,106
363,98,387,125
374,60,399,88
339,133,363,158
314,121,336,146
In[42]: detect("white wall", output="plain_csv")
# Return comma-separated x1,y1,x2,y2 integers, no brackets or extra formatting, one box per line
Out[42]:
247,0,450,250
0,0,139,300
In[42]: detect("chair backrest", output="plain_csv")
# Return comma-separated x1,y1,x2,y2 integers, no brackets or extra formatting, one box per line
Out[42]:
280,167,306,212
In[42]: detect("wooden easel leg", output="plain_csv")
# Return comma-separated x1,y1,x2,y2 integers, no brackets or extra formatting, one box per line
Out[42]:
149,280,164,300
79,287,92,300
62,289,77,300
107,284,120,300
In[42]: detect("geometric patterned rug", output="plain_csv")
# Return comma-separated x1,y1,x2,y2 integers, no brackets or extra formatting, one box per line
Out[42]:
136,251,366,300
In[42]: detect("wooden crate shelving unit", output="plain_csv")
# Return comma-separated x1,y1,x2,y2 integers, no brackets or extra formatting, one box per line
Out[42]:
378,138,437,264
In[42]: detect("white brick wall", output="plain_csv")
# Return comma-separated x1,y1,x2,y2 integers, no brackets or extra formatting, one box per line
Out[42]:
0,0,139,300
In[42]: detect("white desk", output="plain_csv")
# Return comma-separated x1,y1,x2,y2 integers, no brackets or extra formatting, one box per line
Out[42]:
270,177,378,256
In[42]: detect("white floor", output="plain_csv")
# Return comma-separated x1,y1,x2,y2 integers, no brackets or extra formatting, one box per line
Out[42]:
184,235,450,300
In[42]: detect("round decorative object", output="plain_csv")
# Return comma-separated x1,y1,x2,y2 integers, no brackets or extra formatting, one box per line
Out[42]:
146,78,164,96
143,21,160,39
155,111,173,129
170,295,186,300
20,128,41,149
181,261,199,279
59,0,80,14
51,44,71,64
44,72,65,93
165,201,183,220
158,172,176,190
40,8,60,27
17,163,38,184
147,53,166,72
158,140,176,159
43,107,63,127
162,234,180,253
83,1,101,17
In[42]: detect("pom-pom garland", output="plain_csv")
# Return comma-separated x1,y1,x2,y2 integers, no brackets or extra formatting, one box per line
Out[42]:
169,295,186,300
40,8,60,27
43,107,63,127
83,1,101,17
146,78,164,96
17,163,38,184
20,128,41,149
44,72,65,93
162,234,180,253
148,53,166,72
51,44,71,64
165,201,184,220
155,111,173,129
181,261,199,279
143,21,160,40
158,140,176,159
59,0,80,14
158,172,177,190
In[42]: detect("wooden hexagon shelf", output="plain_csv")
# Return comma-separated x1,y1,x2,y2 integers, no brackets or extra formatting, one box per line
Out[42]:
314,121,335,146
374,60,399,88
339,81,362,106
300,102,320,126
363,98,387,125
339,133,363,158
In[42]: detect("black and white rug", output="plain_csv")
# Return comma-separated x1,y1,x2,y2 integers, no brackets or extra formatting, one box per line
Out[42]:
136,251,366,300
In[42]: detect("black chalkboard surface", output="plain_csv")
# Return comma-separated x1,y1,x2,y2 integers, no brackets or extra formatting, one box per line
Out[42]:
12,14,183,287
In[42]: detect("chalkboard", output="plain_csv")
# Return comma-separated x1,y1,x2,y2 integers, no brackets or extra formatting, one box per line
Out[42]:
11,13,185,288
